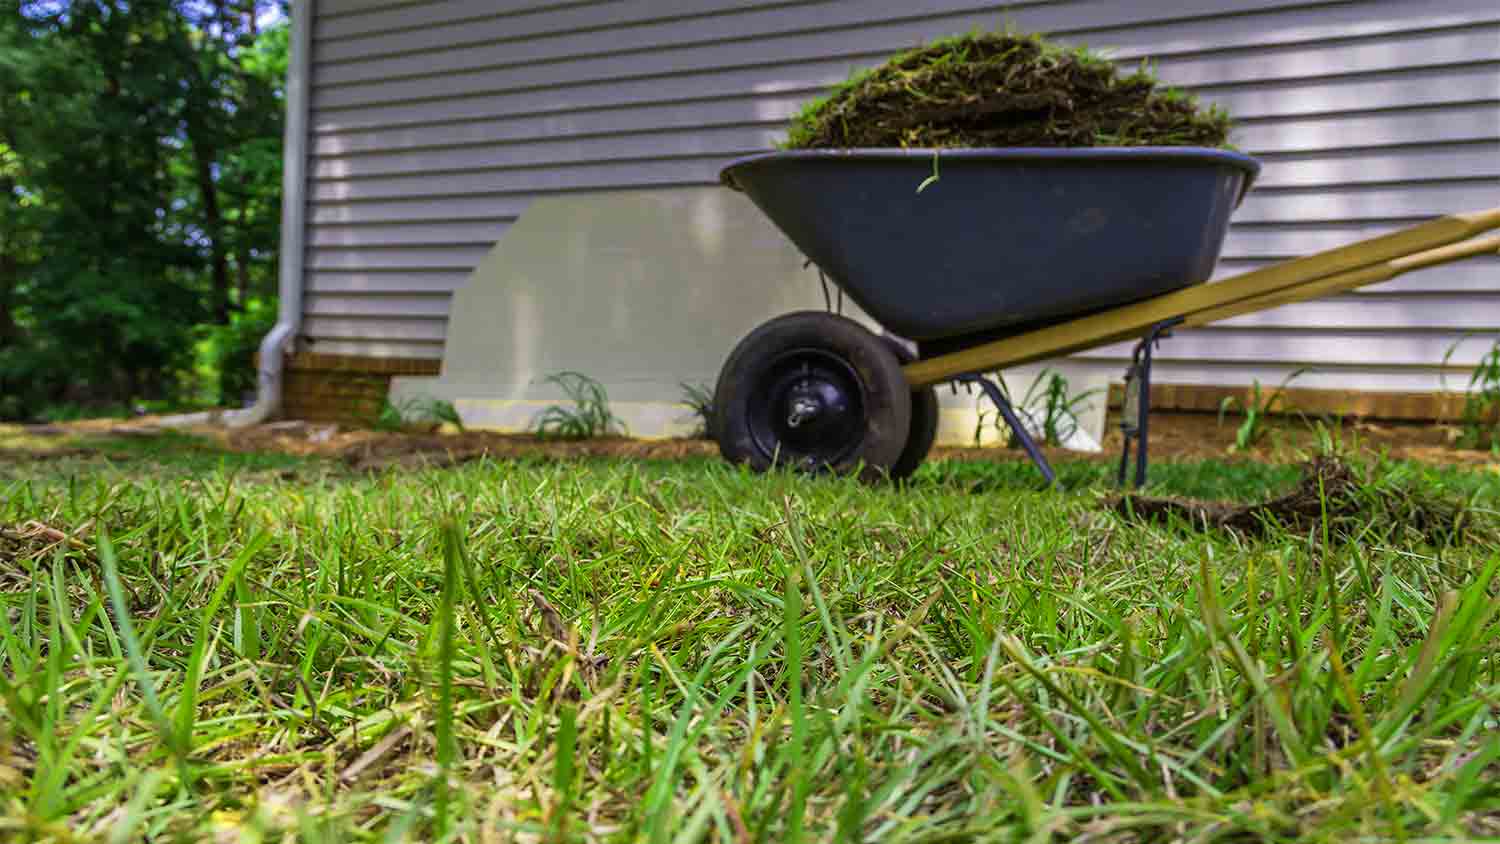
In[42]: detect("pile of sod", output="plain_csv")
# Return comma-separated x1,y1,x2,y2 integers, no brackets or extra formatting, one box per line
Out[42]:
785,31,1231,150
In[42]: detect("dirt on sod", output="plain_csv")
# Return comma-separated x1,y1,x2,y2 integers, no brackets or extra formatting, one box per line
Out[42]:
785,31,1230,150
1112,456,1487,545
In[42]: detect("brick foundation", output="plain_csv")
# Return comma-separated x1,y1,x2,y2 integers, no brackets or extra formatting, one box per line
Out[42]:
1106,383,1471,423
261,352,1471,428
262,353,443,426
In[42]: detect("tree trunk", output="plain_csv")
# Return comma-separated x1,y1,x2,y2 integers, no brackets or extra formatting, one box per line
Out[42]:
0,176,21,349
0,254,19,350
191,132,232,325
183,3,237,325
236,242,252,309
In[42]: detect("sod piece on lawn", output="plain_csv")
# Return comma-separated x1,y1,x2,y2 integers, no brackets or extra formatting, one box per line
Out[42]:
786,31,1231,150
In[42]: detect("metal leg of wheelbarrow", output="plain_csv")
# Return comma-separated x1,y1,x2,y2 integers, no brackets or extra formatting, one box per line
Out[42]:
1117,318,1182,489
957,374,1057,487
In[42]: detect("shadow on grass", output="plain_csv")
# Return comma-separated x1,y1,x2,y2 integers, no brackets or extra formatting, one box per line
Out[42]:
1,429,310,476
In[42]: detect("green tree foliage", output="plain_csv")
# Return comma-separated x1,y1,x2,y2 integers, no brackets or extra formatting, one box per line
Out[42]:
0,0,286,418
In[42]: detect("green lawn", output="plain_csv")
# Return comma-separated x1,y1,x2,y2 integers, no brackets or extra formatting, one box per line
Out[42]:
2,436,1498,842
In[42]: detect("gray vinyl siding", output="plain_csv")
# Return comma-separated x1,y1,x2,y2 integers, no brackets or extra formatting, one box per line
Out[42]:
300,0,1500,392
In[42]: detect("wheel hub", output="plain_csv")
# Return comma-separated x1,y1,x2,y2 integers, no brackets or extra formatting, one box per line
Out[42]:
748,349,867,468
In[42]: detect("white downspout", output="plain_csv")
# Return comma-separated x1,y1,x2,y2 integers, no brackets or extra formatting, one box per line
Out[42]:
158,0,313,429
226,0,314,427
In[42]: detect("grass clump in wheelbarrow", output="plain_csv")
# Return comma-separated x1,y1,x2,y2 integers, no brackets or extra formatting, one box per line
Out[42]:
784,30,1231,150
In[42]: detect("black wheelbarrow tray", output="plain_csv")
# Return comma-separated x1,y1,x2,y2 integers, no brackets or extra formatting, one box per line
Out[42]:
710,147,1500,485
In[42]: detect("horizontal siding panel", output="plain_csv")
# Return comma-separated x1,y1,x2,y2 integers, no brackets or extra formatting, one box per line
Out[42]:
302,339,449,359
305,269,475,294
1251,142,1500,190
310,157,716,202
309,65,1498,156
311,17,1497,110
318,0,788,53
1221,220,1449,259
318,0,950,74
303,315,451,343
319,0,1500,64
1048,0,1500,60
1078,328,1498,368
308,65,825,131
1019,358,1475,394
315,0,799,40
1232,103,1500,153
308,220,514,247
306,245,494,270
1331,259,1500,296
311,94,797,149
311,54,1499,142
309,194,534,224
317,0,435,16
305,292,456,318
1213,257,1500,295
1201,64,1499,124
1233,180,1499,224
310,125,780,179
315,0,572,21
1150,26,1499,88
1083,362,1472,394
316,3,1497,94
308,21,977,106
315,0,1430,83
1209,294,1500,331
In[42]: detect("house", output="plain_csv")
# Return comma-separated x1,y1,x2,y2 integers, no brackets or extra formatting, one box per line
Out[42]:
250,0,1500,437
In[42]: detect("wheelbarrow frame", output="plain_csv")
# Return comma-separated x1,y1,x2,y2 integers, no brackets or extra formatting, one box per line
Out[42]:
900,207,1500,486
904,208,1500,387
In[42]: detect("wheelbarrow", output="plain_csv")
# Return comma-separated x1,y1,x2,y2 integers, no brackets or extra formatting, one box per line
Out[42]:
711,147,1500,484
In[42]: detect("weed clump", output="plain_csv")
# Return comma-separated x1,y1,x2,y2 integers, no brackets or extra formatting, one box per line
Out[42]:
532,371,627,441
785,31,1231,150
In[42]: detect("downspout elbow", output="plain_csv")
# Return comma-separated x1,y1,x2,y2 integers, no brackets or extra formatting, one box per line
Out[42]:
223,321,296,427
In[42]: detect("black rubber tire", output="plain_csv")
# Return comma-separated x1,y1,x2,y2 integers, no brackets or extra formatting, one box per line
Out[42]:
882,335,940,481
714,312,911,480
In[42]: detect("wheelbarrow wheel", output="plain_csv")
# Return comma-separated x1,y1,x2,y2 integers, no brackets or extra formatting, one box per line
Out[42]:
882,336,940,481
714,311,911,480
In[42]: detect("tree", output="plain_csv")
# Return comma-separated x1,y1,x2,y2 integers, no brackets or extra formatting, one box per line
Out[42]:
0,0,286,416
